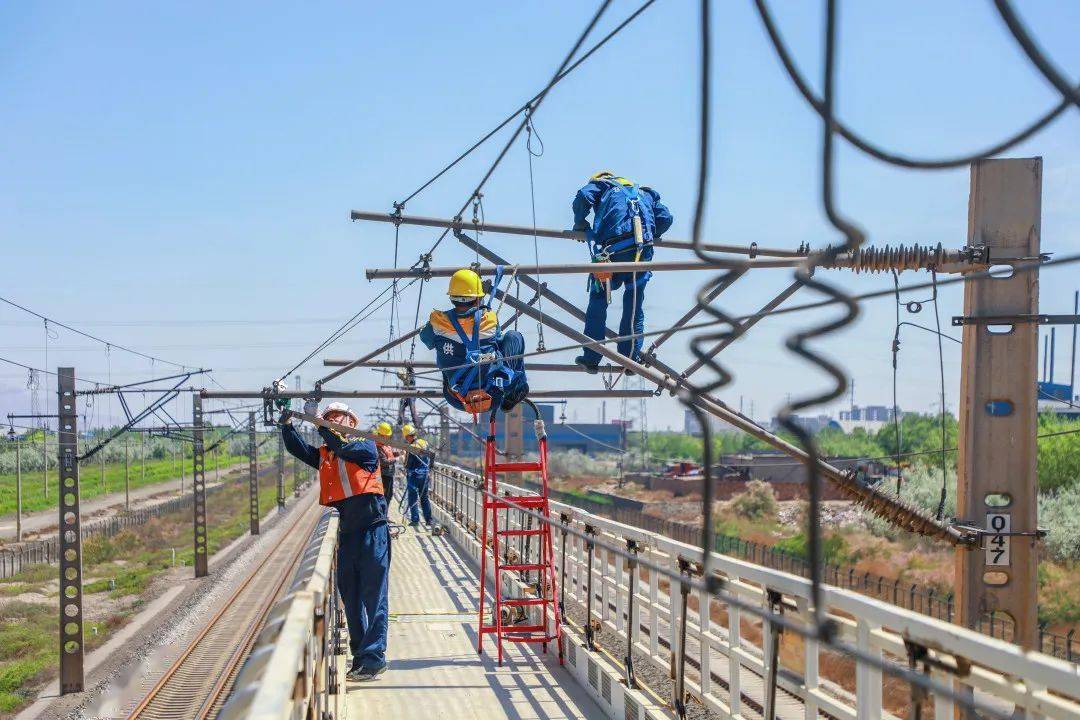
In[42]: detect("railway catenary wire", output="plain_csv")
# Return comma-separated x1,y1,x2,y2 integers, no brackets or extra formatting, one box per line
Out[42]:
752,0,1078,169
271,2,1077,716
125,496,321,720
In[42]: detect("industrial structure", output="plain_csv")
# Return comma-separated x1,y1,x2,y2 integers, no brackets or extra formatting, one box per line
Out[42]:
3,2,1079,719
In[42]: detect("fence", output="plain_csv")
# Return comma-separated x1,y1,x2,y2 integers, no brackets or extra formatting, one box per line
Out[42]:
429,463,1080,720
531,480,1079,664
0,480,232,579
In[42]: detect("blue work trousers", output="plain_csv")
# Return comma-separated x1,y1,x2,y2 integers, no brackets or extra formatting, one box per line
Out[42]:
406,474,433,524
337,522,390,669
583,270,649,366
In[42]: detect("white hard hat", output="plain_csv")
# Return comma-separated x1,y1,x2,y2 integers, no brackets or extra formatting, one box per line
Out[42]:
321,401,358,424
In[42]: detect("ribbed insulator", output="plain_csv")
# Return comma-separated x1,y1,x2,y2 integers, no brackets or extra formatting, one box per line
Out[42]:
824,243,965,274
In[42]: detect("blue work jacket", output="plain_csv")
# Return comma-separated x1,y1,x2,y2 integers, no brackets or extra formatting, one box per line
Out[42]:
572,179,673,257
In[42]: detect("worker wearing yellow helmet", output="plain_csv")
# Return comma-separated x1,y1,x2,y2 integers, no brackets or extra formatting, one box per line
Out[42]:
401,424,434,528
418,267,529,416
372,421,399,503
572,171,674,372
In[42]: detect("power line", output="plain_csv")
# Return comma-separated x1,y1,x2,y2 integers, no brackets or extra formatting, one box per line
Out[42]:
752,0,1077,170
0,295,195,370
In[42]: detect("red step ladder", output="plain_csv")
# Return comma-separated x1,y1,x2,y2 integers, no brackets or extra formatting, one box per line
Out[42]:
477,407,563,665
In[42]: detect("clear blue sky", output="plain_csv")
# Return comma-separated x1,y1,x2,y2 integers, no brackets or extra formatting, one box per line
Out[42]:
2,0,1077,432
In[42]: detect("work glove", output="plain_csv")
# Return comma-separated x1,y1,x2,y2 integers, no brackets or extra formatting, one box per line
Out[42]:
303,398,319,419
572,221,590,239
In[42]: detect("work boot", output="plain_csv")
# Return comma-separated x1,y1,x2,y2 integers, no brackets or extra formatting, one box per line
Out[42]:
349,663,387,682
574,356,599,375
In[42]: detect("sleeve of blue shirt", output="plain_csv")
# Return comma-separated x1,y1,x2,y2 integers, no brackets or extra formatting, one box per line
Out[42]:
318,427,378,471
647,189,674,238
572,181,602,229
419,320,436,350
281,422,320,469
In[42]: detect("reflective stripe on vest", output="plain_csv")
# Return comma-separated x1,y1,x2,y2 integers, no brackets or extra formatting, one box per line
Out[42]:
318,445,383,506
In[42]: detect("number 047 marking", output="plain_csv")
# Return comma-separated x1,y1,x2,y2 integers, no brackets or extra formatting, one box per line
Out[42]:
985,513,1011,567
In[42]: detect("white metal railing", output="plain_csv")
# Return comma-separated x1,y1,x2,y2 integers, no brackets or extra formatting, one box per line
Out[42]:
429,462,1080,720
219,509,341,720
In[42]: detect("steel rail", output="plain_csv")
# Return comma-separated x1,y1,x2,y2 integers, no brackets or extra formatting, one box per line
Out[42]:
365,258,803,280
351,209,807,258
126,498,321,719
201,388,651,400
680,278,805,380
492,287,971,545
321,358,624,374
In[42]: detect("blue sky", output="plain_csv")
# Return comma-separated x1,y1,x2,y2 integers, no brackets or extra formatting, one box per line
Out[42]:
1,0,1077,431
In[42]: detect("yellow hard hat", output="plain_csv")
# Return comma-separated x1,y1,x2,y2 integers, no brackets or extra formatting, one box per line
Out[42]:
590,170,614,181
401,423,416,438
375,421,392,437
448,268,484,300
413,438,428,450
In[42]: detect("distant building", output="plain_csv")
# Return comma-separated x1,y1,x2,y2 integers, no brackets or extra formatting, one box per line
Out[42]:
684,410,743,437
447,403,626,456
839,405,898,422
768,414,839,435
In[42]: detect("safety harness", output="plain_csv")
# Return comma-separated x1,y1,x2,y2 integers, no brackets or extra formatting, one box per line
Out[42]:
444,266,516,418
588,180,649,300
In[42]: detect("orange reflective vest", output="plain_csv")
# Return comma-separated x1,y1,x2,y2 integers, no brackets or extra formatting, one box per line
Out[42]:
377,444,397,480
318,446,384,506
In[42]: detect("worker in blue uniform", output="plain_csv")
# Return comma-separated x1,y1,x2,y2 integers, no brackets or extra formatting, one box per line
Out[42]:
400,424,433,528
419,268,529,416
571,171,673,372
279,400,390,682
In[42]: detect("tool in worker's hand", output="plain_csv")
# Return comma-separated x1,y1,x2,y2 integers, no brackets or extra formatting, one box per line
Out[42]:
283,409,435,457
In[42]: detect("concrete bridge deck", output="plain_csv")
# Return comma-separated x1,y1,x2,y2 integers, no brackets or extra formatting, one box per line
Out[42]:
348,528,603,720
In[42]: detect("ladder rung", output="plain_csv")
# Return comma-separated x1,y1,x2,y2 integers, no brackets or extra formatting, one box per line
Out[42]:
497,528,545,537
489,462,543,472
502,597,550,606
499,563,547,572
503,634,558,643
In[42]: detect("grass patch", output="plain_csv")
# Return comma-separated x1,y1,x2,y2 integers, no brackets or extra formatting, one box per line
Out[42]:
0,461,296,715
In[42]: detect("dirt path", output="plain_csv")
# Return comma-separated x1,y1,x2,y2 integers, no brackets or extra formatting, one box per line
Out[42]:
0,463,246,542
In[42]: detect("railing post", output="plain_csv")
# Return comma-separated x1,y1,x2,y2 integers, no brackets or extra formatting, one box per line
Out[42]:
623,538,640,688
855,617,883,719
584,524,596,651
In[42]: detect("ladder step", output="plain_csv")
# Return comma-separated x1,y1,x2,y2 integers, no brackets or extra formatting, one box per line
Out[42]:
479,624,546,634
485,495,546,509
489,462,543,472
503,634,558,643
502,597,550,606
497,529,545,537
498,563,547,572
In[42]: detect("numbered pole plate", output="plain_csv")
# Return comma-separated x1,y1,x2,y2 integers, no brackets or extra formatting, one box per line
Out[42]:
985,513,1011,567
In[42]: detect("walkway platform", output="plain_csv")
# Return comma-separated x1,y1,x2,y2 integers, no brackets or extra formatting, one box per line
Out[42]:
347,528,604,720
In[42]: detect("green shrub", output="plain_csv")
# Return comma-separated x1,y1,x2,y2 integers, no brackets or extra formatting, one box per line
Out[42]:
1039,482,1080,561
774,532,849,564
727,480,778,521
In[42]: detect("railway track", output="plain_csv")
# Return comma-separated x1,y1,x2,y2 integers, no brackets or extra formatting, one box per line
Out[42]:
125,496,321,720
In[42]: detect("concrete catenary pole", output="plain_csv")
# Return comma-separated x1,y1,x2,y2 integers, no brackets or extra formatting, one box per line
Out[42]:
956,157,1042,651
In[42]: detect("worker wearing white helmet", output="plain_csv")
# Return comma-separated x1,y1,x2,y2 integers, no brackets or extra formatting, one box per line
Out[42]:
279,398,391,683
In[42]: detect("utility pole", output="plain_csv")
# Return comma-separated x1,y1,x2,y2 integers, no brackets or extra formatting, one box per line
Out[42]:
99,450,105,494
57,368,84,693
124,435,130,511
956,158,1041,652
248,412,259,535
15,437,22,542
42,428,48,499
1071,290,1078,398
141,433,146,487
276,432,285,510
192,395,208,577
439,406,450,462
